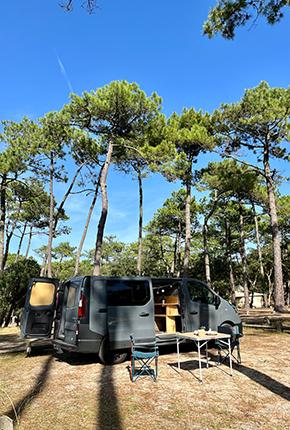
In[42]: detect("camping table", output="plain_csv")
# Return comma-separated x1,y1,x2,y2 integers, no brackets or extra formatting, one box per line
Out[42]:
175,332,232,383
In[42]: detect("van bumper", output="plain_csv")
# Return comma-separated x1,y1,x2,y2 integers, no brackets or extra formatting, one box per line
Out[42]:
53,338,101,354
53,339,77,352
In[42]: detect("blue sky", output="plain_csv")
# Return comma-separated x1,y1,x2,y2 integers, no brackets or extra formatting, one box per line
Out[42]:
0,1,289,255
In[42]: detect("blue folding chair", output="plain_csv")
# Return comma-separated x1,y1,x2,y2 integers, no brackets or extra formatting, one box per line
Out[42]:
130,335,159,382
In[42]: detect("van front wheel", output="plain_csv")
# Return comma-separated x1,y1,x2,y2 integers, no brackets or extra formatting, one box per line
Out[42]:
98,337,128,365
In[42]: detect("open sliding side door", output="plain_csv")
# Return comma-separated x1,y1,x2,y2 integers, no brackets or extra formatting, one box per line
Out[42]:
21,277,59,339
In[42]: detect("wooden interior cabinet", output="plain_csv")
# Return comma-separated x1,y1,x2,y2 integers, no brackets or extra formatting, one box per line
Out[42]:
154,296,180,333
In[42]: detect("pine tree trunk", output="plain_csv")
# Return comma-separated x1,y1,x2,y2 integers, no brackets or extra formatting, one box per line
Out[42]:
53,163,83,233
263,146,285,311
15,223,27,263
74,171,101,276
225,219,236,305
3,200,23,267
159,234,170,274
202,191,219,288
252,202,265,278
93,141,113,276
183,180,191,275
25,226,33,259
4,303,14,327
239,201,250,313
203,221,211,287
40,255,47,277
47,152,55,278
136,167,143,276
284,245,289,306
56,256,63,278
0,175,7,271
172,233,178,276
266,269,273,307
3,226,15,269
176,221,182,277
0,312,5,327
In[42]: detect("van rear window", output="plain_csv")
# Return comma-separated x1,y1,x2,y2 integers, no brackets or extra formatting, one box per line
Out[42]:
29,282,55,307
67,286,77,308
107,280,150,306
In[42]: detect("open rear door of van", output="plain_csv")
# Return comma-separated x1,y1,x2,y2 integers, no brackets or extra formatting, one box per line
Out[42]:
21,277,59,339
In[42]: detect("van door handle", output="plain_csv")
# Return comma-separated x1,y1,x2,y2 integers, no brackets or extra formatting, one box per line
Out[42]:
139,312,149,317
98,308,107,313
190,311,198,315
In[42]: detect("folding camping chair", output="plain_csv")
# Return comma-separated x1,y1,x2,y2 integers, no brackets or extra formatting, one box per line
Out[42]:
129,335,159,382
215,325,242,365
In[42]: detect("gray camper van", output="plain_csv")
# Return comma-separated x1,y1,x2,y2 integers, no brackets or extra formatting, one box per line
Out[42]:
21,276,242,364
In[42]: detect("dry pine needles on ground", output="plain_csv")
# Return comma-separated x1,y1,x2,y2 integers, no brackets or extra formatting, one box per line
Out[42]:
0,327,290,430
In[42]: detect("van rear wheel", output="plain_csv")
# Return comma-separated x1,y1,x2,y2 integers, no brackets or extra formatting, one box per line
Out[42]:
98,337,128,365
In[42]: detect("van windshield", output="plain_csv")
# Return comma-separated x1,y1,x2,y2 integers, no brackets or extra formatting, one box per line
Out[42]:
186,280,215,305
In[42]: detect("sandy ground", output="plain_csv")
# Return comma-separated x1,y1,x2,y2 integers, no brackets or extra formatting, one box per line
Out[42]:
0,327,290,430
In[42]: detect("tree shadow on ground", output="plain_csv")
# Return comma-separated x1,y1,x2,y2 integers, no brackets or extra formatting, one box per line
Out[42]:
26,342,54,357
0,334,20,342
169,351,290,402
55,352,99,366
0,337,53,355
97,365,123,430
169,359,215,372
233,361,290,401
0,333,26,354
54,353,123,429
168,359,219,382
207,350,290,401
3,355,54,422
57,344,179,367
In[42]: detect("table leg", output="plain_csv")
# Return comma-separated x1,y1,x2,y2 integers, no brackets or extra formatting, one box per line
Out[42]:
228,338,233,376
197,341,203,383
206,341,209,368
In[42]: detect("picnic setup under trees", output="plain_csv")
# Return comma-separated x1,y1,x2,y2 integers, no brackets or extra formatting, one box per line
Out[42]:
1,80,289,323
0,1,289,430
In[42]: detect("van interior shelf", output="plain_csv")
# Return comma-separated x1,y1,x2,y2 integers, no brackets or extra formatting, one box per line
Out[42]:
154,295,181,333
154,302,179,306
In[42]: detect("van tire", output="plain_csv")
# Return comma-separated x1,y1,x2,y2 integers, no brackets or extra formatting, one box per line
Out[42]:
220,322,233,330
98,337,128,365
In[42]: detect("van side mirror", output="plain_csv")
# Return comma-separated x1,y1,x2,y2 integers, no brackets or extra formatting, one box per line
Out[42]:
214,295,221,309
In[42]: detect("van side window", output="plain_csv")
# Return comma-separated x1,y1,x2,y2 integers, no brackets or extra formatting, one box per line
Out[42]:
186,280,215,305
107,280,150,306
67,286,77,308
